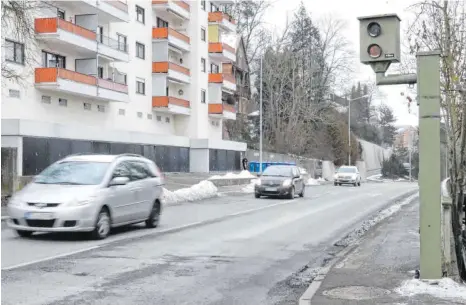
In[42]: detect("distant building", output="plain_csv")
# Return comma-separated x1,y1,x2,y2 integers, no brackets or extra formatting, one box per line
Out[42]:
394,126,418,149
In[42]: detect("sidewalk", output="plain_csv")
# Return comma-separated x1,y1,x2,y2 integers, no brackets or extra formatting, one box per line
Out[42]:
309,198,466,305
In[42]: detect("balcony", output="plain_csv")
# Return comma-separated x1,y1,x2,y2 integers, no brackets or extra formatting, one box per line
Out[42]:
152,96,190,115
209,42,236,62
152,0,190,20
152,27,190,52
35,68,128,102
208,12,236,33
35,18,128,61
152,62,190,84
208,73,236,92
208,103,236,120
90,0,129,22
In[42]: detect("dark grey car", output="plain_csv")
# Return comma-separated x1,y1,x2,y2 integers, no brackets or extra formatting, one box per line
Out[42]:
254,165,305,199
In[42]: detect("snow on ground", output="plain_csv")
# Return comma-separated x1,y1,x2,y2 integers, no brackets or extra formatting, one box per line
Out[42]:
395,278,466,301
299,167,308,174
209,170,256,180
162,180,218,204
306,178,321,186
335,192,419,247
367,174,383,182
242,179,259,193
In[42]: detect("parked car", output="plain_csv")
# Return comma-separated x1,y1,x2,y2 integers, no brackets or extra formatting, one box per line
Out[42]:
7,154,164,239
255,165,305,199
334,166,361,186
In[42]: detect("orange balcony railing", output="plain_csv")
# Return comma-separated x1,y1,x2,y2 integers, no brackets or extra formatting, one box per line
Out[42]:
152,62,190,76
208,73,236,84
208,11,236,25
35,17,97,40
152,27,190,44
208,103,236,114
152,96,190,108
97,78,128,93
104,0,128,12
152,0,190,12
35,68,97,86
208,42,235,54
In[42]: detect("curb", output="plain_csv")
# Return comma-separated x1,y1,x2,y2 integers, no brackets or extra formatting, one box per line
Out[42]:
298,189,419,305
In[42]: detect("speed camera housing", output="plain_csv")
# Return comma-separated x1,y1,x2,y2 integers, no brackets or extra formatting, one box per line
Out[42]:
358,14,401,65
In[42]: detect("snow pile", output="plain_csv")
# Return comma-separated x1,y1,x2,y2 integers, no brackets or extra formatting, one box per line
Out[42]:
367,174,383,182
162,180,218,204
299,167,308,175
335,192,418,247
317,177,326,182
395,278,466,301
209,170,256,180
242,179,259,193
306,178,321,186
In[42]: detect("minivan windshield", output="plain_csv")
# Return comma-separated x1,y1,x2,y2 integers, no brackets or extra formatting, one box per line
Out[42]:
34,161,110,185
262,166,293,177
337,167,357,173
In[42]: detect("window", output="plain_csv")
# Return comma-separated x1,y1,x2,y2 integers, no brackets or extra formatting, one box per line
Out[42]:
59,98,67,107
137,112,143,118
117,33,127,52
147,113,153,120
112,161,131,179
98,66,104,79
136,5,145,24
210,63,219,74
36,161,111,185
127,161,151,180
201,89,206,103
119,109,125,115
210,3,219,12
5,40,24,65
165,117,170,123
157,17,168,28
136,78,145,94
97,26,103,43
42,51,65,68
41,95,51,104
201,0,206,11
98,105,105,112
57,8,65,20
9,89,20,98
201,28,206,42
136,42,145,59
83,102,91,110
201,58,206,72
156,115,162,121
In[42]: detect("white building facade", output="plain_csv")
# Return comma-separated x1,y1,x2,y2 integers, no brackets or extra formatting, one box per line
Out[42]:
1,0,245,176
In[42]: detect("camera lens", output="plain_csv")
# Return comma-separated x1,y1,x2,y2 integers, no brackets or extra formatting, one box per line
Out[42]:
367,22,381,37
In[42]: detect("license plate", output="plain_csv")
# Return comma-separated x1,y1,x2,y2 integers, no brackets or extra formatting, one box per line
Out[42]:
265,187,277,192
24,212,54,220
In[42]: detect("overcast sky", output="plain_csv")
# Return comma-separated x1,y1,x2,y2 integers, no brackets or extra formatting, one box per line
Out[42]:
263,0,420,126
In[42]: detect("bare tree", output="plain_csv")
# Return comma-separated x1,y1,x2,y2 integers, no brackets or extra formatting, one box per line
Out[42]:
1,0,43,85
407,0,466,279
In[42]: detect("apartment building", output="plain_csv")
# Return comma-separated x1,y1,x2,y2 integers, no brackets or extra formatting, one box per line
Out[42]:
394,125,418,149
1,0,245,177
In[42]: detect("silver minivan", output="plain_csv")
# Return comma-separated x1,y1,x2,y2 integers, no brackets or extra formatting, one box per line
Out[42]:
7,154,164,239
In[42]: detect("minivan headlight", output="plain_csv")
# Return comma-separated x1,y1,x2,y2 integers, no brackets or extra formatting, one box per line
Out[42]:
70,195,97,206
8,197,22,206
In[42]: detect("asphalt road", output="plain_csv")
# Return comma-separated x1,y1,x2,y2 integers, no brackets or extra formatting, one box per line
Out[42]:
1,182,418,305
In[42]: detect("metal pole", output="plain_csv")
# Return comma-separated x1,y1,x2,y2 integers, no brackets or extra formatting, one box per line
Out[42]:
417,50,442,279
259,56,263,174
408,129,412,182
348,100,351,165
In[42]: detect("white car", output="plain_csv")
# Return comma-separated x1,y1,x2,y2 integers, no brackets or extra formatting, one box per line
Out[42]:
7,154,164,239
334,166,361,187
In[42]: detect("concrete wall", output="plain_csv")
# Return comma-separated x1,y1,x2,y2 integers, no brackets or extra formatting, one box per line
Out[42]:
359,139,392,176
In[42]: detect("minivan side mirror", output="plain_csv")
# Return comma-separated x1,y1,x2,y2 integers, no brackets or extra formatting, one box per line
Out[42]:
109,176,130,186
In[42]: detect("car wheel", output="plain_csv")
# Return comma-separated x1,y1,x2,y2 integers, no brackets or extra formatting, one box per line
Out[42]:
334,182,338,186
146,201,161,228
91,208,111,240
288,187,295,199
16,230,33,238
255,193,261,199
353,182,358,187
299,186,305,197
358,182,361,186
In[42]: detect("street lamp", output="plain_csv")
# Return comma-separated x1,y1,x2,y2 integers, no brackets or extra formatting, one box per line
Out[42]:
347,94,370,165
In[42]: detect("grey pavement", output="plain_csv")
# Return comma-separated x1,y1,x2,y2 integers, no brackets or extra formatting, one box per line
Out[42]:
310,198,465,305
1,182,417,305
